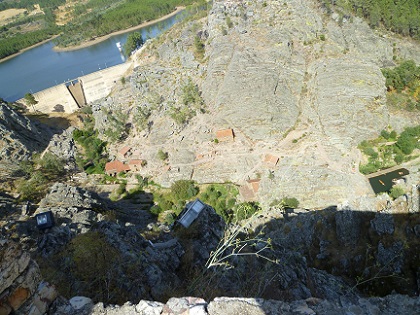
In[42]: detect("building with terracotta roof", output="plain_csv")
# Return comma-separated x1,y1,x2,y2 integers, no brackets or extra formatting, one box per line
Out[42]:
216,129,234,142
105,160,130,176
118,146,132,160
128,159,144,171
239,178,261,201
264,154,279,167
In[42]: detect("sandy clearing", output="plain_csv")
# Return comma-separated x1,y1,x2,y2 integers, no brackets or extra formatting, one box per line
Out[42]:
0,8,26,26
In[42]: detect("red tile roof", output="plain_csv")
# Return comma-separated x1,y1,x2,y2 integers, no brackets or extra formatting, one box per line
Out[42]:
216,129,234,141
246,178,260,193
119,146,132,157
105,160,130,173
264,154,279,166
128,159,144,165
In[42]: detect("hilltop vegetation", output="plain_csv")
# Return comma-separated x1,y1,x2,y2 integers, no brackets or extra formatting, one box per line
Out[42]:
55,0,202,47
0,0,204,59
382,60,420,111
321,0,420,39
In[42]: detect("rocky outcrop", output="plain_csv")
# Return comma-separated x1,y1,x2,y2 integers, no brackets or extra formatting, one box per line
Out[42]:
92,0,420,208
0,103,51,163
0,239,58,315
38,183,107,211
263,207,420,296
43,127,78,170
80,294,420,315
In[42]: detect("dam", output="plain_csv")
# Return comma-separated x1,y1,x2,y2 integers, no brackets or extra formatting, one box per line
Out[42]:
17,63,131,113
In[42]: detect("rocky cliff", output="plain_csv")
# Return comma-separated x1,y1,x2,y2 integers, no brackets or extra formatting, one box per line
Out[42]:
2,187,420,314
91,0,420,209
2,0,420,314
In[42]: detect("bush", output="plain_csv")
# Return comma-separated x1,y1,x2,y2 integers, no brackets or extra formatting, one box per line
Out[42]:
234,202,260,222
73,127,107,173
116,182,126,195
389,185,405,199
17,171,48,201
281,197,299,208
194,35,205,60
157,149,168,161
171,180,198,201
67,231,120,302
359,161,381,175
394,154,404,164
381,129,390,139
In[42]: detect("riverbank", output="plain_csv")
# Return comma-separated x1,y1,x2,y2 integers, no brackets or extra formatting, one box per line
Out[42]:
0,35,59,64
53,6,185,52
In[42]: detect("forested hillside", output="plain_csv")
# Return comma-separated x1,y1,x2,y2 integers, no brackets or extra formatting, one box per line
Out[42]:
0,0,204,60
321,0,420,39
55,0,201,47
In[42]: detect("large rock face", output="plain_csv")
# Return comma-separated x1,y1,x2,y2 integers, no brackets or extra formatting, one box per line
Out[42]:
97,0,420,208
0,239,58,315
0,103,51,163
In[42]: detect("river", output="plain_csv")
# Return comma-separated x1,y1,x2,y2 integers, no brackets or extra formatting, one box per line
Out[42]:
0,9,188,102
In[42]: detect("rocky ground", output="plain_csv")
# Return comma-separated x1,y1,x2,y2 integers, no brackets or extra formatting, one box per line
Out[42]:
2,184,420,314
2,0,420,314
86,0,420,209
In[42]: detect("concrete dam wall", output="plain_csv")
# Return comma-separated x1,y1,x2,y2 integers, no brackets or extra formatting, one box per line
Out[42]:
18,63,131,113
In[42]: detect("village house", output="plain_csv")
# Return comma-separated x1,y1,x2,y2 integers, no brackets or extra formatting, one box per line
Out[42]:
105,160,130,176
118,146,132,160
264,154,279,167
239,178,261,201
128,159,144,171
216,129,234,142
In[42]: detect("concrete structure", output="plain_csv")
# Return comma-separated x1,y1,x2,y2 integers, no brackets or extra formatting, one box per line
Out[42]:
81,63,131,104
25,84,79,113
18,63,131,114
68,81,86,107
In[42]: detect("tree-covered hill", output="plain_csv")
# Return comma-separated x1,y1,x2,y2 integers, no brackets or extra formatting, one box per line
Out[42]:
321,0,420,39
0,0,204,60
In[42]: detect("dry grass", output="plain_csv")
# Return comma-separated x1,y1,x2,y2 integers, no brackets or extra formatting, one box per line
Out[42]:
0,8,26,26
54,0,87,26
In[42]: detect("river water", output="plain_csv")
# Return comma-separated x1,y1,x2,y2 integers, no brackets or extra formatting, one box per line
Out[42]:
0,9,188,102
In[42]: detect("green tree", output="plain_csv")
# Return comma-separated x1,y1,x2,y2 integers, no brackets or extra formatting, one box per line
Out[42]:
171,180,198,201
281,197,299,208
234,202,260,222
124,32,144,56
24,93,37,110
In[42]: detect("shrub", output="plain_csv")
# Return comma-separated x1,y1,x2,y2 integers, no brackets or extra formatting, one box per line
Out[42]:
233,202,260,222
281,197,299,208
116,182,126,195
171,180,199,201
226,16,233,28
182,78,203,107
157,149,168,161
359,161,381,175
67,231,120,302
394,154,404,164
194,35,205,60
381,129,391,139
133,106,151,131
389,186,405,199
39,152,65,176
